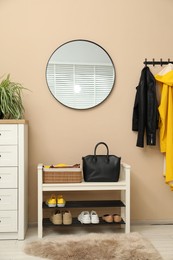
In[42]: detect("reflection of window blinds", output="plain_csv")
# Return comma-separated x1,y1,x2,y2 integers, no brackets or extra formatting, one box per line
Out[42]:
47,63,114,109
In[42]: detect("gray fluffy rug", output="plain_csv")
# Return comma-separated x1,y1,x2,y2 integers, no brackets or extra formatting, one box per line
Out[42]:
24,232,162,260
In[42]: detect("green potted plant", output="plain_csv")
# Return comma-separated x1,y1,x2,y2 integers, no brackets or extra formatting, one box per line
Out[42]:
0,74,27,119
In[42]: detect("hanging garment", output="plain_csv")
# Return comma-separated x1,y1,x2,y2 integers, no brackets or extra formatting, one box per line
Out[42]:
132,66,159,147
155,64,173,190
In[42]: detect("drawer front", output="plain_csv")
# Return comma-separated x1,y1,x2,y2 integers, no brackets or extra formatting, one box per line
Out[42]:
0,146,18,166
0,211,17,232
0,124,17,145
0,167,18,188
0,189,17,210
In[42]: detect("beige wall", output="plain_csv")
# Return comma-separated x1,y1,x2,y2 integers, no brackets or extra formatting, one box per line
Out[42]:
1,0,173,224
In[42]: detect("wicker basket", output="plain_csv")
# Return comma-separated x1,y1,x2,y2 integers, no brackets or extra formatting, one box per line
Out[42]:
43,167,82,183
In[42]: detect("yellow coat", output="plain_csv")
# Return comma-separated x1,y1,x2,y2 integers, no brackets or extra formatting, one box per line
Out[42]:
155,69,173,189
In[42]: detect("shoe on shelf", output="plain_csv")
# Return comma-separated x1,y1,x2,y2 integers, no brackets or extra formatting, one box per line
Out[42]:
113,214,122,223
102,214,113,223
78,211,91,224
63,210,72,225
50,210,62,225
57,195,66,207
46,194,56,207
90,210,99,224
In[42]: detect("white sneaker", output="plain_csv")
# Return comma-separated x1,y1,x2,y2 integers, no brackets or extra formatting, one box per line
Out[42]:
90,210,99,224
78,211,91,224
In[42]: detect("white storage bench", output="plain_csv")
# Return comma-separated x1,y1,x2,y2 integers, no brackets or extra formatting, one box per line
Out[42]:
37,162,131,238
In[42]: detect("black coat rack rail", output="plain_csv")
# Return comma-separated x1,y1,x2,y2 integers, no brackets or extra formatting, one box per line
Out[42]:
144,58,173,66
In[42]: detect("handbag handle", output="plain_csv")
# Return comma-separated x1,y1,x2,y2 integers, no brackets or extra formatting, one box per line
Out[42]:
94,142,109,162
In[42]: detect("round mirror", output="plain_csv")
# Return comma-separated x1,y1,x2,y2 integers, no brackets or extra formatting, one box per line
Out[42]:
46,40,115,109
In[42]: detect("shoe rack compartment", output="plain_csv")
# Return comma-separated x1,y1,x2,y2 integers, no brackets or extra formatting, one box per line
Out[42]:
43,200,125,226
38,163,131,238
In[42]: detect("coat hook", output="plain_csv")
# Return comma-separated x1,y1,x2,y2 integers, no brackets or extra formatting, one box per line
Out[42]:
160,58,163,66
145,58,147,67
168,58,170,63
152,58,155,66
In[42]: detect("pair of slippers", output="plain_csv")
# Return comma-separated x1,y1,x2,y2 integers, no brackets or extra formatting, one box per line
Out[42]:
102,214,122,223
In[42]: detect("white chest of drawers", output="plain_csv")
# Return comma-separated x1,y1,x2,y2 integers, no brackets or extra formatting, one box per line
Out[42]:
0,120,28,240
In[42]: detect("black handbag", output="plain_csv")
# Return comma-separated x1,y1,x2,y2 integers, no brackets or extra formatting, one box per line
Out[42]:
82,142,121,182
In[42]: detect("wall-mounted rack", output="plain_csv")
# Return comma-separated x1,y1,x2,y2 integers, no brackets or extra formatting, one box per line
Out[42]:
144,58,173,66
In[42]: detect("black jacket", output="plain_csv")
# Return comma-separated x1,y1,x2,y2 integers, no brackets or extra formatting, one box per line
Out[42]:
132,66,159,147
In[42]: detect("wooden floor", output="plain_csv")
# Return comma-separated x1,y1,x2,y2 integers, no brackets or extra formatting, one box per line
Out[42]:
0,224,173,259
